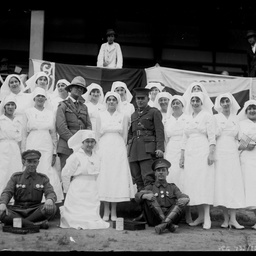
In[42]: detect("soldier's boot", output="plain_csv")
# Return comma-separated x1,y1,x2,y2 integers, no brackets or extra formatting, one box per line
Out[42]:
166,205,183,232
132,212,144,222
155,205,183,234
2,217,36,228
133,198,166,222
150,199,165,222
0,211,35,228
131,184,144,222
33,220,49,229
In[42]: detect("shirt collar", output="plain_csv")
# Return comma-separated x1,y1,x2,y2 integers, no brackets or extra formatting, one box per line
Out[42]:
24,170,37,180
11,91,22,96
155,180,168,188
121,101,128,105
68,96,76,102
138,105,150,113
251,44,256,53
0,115,10,121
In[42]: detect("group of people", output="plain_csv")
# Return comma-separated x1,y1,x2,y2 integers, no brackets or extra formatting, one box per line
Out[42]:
0,70,256,235
0,71,137,230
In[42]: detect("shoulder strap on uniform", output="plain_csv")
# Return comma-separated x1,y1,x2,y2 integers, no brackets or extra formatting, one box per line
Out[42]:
12,172,23,177
62,99,79,118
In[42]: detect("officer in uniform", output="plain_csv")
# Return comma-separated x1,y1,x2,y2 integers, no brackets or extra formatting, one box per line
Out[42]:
56,76,92,170
128,87,165,192
0,149,57,229
135,158,190,234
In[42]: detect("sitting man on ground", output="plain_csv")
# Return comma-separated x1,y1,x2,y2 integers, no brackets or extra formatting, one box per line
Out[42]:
0,149,57,229
135,158,190,234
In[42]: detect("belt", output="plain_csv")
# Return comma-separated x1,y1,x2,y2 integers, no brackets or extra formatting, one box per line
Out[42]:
68,126,85,131
133,130,154,137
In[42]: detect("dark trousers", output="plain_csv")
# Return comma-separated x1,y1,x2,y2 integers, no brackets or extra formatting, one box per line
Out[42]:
0,203,57,225
129,159,155,191
58,153,70,171
142,201,184,227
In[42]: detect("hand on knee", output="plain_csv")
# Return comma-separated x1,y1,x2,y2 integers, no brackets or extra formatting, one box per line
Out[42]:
41,204,57,217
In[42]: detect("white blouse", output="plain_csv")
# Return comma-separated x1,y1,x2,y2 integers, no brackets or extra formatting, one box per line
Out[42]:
181,110,216,149
61,148,101,193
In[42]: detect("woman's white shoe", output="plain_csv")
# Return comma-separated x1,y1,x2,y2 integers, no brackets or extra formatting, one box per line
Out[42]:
221,221,229,228
103,215,109,221
251,224,256,230
111,216,117,221
228,220,244,230
189,218,204,227
203,219,211,230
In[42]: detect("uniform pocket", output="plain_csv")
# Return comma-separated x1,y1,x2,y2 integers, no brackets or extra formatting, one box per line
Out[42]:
34,185,44,196
15,187,26,200
65,108,77,120
144,136,156,153
79,110,88,117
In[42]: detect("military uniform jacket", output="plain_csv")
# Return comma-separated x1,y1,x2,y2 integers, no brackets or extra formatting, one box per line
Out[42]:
128,105,165,162
0,171,57,207
56,97,92,156
135,180,189,209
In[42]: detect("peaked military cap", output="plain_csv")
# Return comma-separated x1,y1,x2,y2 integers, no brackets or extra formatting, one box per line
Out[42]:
133,88,151,97
246,30,256,38
106,29,116,36
152,158,171,171
22,149,41,160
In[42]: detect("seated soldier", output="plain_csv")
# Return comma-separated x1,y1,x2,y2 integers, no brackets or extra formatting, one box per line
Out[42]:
135,158,190,234
0,149,58,229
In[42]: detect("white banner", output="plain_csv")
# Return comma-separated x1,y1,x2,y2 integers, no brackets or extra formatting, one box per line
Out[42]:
31,59,56,93
145,66,256,98
251,78,256,100
0,75,3,84
30,60,256,100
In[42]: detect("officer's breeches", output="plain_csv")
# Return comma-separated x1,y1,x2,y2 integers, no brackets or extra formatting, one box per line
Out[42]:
129,159,155,190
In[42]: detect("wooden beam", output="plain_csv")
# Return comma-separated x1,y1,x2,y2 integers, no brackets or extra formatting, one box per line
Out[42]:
29,10,45,77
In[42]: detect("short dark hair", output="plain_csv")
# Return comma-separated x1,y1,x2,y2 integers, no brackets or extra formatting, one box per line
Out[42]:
245,104,256,113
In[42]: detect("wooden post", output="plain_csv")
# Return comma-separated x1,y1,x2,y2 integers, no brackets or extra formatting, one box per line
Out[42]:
28,10,45,78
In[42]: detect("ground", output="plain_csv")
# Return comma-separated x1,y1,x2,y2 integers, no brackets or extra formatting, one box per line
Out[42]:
1,206,256,252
